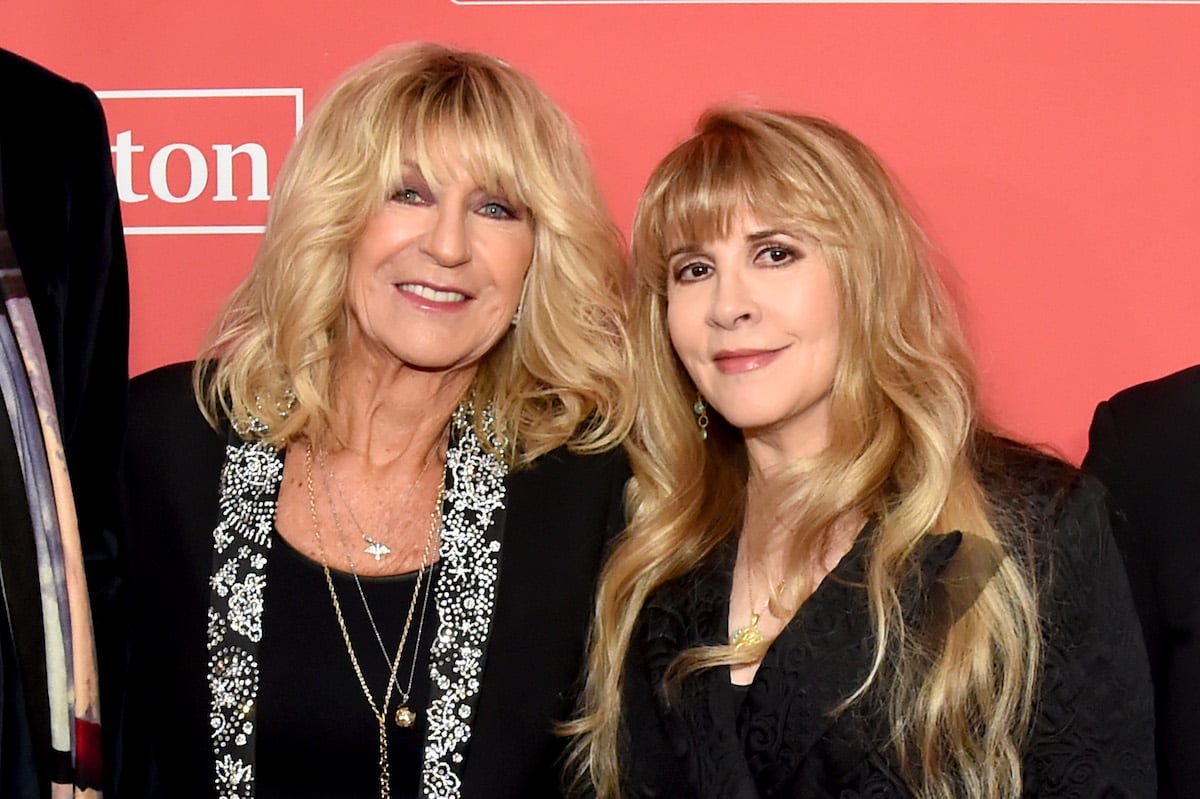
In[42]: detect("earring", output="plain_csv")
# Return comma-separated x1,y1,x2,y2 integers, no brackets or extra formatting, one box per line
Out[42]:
511,302,522,327
693,393,709,441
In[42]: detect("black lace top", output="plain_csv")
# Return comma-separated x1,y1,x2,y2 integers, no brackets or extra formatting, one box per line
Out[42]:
619,441,1156,798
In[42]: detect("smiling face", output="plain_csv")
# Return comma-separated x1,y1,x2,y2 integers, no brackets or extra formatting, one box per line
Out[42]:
344,156,534,377
666,211,841,457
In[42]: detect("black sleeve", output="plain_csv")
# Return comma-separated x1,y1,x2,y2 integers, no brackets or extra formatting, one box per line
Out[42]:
1021,475,1156,797
1081,401,1162,681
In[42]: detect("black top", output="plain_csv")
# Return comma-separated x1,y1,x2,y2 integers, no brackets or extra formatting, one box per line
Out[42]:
620,438,1156,798
118,362,630,798
257,536,437,798
1083,363,1200,799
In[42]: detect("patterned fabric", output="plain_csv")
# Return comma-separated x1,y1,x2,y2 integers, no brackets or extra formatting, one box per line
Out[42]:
423,405,507,799
620,440,1156,798
0,258,102,795
206,441,280,799
205,404,508,799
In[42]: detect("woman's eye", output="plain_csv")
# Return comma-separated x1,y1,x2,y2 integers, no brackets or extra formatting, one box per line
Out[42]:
479,201,516,219
394,187,425,204
757,244,797,265
674,262,712,282
479,199,525,221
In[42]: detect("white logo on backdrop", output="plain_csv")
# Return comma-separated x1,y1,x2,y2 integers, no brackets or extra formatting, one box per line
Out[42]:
96,88,304,236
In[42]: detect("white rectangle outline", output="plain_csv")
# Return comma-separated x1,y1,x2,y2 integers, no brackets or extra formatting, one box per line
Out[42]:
454,1,1198,5
96,88,304,236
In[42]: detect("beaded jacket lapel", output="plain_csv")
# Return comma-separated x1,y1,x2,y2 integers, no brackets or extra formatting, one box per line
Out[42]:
205,405,509,799
421,405,508,798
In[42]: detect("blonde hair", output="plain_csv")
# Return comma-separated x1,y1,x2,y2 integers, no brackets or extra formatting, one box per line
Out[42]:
570,109,1041,798
197,42,632,461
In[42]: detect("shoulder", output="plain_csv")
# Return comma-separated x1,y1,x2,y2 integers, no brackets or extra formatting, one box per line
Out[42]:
0,48,100,122
1102,363,1200,423
1083,363,1200,493
127,361,228,488
515,443,631,486
973,433,1080,528
130,361,212,433
972,434,1117,588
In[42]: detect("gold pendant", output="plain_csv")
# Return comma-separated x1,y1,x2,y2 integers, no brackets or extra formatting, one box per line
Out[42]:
395,706,416,727
730,613,764,651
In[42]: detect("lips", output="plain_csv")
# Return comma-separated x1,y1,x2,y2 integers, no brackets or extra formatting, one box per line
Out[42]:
712,347,786,374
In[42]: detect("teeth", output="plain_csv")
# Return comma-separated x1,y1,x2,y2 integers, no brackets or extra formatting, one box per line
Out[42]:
398,283,467,303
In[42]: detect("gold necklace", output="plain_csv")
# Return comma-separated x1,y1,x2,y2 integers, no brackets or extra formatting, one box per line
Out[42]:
305,442,442,799
318,448,436,725
729,556,784,652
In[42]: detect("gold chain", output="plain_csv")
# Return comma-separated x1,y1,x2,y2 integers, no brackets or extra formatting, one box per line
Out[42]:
304,442,442,798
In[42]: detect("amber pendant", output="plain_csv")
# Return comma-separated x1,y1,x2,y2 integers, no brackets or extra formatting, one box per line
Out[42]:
395,706,417,727
730,613,765,651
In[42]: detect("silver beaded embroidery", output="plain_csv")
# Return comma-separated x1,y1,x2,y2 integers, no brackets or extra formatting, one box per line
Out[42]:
422,406,508,798
207,440,281,799
204,408,506,799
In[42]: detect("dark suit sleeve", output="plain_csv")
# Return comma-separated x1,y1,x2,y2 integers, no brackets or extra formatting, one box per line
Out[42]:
1022,475,1156,797
1082,401,1162,681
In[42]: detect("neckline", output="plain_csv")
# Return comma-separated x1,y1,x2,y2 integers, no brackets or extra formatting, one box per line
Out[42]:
273,526,441,583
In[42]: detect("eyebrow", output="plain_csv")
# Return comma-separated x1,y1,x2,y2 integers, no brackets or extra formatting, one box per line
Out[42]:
666,228,793,260
666,243,704,261
746,228,791,243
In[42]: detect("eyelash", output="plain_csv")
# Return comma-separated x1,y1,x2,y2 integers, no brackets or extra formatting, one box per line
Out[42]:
391,187,520,221
479,201,519,220
393,186,427,204
755,242,799,265
672,261,712,283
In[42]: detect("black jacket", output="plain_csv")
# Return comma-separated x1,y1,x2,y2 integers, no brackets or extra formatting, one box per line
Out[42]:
621,440,1155,798
1084,364,1200,799
119,362,629,798
0,47,128,797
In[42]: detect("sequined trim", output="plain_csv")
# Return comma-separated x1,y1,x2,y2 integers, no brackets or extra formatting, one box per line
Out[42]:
207,441,281,799
422,406,508,798
205,410,507,799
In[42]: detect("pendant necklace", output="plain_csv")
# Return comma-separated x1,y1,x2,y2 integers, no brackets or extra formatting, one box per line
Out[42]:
325,440,438,561
319,448,439,726
730,555,784,651
306,443,443,798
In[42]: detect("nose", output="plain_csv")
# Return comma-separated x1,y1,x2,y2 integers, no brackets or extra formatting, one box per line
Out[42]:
708,270,756,330
421,204,471,268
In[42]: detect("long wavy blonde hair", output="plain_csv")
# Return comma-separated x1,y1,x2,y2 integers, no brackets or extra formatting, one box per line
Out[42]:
569,109,1041,799
196,43,633,461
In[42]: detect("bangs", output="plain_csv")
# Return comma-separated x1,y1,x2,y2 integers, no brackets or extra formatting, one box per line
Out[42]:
636,112,845,276
377,63,539,214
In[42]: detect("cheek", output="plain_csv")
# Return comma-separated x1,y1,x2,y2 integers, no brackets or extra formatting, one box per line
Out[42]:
495,235,535,305
665,293,702,355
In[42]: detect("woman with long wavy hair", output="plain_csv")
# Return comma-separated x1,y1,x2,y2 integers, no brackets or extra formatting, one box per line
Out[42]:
119,44,633,799
569,108,1154,798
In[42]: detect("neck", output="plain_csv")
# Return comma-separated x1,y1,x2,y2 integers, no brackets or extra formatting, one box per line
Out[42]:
326,350,474,468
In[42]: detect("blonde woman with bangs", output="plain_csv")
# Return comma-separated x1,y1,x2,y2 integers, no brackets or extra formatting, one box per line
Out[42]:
569,108,1154,798
119,44,633,799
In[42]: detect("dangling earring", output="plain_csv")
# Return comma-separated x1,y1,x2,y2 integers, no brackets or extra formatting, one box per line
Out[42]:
693,393,709,441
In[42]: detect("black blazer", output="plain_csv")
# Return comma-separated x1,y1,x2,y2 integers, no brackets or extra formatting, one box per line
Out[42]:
1083,364,1200,799
621,440,1155,798
0,47,129,588
118,362,629,798
0,48,128,797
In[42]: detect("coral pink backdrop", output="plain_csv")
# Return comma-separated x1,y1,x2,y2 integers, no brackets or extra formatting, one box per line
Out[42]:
3,1,1198,461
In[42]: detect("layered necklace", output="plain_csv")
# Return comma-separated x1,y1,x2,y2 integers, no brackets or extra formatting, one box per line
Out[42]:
304,442,443,799
325,439,439,562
